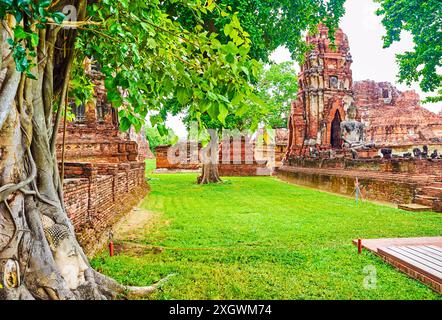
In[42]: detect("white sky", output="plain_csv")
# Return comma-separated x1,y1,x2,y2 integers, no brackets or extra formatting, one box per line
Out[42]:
168,0,442,138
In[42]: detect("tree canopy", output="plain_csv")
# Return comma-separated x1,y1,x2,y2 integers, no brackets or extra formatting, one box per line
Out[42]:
256,61,298,128
163,0,346,62
375,0,442,102
73,0,265,135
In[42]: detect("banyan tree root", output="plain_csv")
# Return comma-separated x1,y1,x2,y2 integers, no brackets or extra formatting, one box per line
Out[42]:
0,1,162,299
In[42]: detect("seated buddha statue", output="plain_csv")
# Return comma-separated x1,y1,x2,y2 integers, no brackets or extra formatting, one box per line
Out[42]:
340,104,375,159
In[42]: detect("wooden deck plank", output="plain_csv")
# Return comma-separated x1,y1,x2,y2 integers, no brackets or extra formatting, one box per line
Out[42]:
400,246,442,268
406,246,442,264
426,245,442,255
352,236,442,254
387,247,442,274
379,247,442,283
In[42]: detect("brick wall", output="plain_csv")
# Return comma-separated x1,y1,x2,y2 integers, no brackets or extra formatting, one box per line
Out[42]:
277,167,417,204
155,141,272,176
61,161,148,253
287,157,442,175
279,157,442,206
155,144,200,170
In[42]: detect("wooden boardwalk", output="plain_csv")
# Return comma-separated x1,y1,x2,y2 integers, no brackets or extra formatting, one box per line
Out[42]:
354,237,442,294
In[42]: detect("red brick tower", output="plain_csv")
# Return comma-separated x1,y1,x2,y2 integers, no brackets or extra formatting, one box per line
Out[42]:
287,24,354,158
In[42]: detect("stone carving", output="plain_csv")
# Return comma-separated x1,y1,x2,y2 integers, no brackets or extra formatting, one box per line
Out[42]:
381,148,393,159
422,145,429,158
340,104,375,159
309,146,320,158
413,148,422,158
431,150,438,159
2,259,20,289
44,224,88,290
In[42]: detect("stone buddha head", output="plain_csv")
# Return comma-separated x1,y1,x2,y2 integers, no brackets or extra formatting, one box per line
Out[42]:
44,224,88,290
346,103,358,121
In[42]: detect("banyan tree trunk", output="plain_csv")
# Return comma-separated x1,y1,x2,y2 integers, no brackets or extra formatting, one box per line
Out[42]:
0,1,153,300
197,132,222,184
198,163,222,184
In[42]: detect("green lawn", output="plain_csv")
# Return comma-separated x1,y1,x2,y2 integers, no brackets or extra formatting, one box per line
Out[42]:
92,166,442,299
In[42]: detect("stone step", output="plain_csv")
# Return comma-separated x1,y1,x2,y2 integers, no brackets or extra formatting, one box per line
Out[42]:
414,195,438,207
419,186,442,198
398,203,432,212
429,182,442,188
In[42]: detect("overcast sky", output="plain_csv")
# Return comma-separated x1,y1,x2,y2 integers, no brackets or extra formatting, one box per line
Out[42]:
168,0,441,138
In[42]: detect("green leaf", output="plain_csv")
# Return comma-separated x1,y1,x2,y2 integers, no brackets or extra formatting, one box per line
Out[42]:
177,87,191,106
52,12,66,24
207,103,219,119
30,33,39,47
120,117,131,131
38,0,51,8
14,26,27,40
218,103,228,124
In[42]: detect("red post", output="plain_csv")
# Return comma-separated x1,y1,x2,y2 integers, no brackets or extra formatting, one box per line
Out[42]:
109,241,114,257
358,239,362,254
108,231,114,257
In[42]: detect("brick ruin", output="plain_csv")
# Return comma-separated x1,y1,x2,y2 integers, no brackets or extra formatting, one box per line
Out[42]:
280,24,442,212
155,136,272,176
287,25,354,157
354,80,442,152
56,64,149,253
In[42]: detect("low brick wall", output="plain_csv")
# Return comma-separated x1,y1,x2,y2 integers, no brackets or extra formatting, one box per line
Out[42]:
287,157,442,175
278,157,442,206
155,141,271,176
277,167,417,204
155,144,200,170
218,163,270,176
61,161,148,254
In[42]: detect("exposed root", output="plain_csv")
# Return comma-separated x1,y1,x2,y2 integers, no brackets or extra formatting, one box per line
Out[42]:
126,273,177,299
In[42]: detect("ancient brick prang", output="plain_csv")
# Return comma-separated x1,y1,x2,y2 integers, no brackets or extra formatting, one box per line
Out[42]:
287,24,354,158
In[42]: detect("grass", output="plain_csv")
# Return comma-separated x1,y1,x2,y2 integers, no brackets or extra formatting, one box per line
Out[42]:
145,158,157,175
92,160,442,299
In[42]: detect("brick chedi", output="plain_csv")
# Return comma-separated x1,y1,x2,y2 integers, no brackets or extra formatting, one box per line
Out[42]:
354,80,442,148
56,64,140,163
287,24,354,157
56,62,148,253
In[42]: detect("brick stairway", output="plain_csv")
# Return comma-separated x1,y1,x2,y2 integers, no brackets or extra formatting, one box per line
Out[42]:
414,180,442,212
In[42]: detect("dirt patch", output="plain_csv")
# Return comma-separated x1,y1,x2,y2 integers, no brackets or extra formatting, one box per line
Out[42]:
80,184,149,257
113,206,157,242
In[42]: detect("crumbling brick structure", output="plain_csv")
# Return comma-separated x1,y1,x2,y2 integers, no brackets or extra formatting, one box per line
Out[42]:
287,24,354,157
354,80,442,151
281,25,442,212
286,24,442,158
56,64,148,252
155,137,271,176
